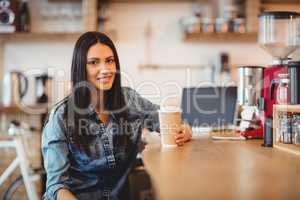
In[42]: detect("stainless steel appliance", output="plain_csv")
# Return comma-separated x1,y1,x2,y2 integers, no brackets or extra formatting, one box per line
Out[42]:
237,66,263,106
2,71,28,106
238,66,264,139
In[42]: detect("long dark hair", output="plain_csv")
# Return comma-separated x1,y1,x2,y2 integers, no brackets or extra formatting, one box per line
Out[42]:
65,32,128,154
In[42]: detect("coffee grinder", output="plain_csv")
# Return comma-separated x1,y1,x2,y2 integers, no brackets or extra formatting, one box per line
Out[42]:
258,11,300,147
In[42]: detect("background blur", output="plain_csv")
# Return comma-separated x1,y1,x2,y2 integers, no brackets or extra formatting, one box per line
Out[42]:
3,0,300,108
1,0,300,198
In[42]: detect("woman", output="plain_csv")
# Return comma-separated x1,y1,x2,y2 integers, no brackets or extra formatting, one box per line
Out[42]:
42,32,192,200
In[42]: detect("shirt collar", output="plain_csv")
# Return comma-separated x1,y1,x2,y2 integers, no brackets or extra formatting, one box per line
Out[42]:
87,104,117,121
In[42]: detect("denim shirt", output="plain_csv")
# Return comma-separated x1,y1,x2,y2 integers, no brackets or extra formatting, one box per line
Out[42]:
42,87,160,200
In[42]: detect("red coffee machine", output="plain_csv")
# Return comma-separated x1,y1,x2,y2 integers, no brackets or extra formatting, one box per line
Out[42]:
258,11,300,147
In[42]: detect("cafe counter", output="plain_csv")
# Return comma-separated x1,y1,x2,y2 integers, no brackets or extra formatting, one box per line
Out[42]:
142,134,300,200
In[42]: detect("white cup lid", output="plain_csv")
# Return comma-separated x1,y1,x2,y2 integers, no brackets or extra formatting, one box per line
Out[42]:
159,106,182,112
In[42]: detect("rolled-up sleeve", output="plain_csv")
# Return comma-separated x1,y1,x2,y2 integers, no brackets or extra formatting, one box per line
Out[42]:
42,107,71,200
124,87,160,133
138,95,160,133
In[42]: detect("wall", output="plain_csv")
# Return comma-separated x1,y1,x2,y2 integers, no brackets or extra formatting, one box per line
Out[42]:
4,2,300,106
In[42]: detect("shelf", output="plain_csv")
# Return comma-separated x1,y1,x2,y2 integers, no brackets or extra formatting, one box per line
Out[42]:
261,0,300,3
0,32,82,42
261,3,300,12
0,105,48,114
0,106,23,114
183,32,257,43
49,0,195,2
273,104,300,113
49,0,80,2
0,31,116,42
109,0,194,2
274,143,300,157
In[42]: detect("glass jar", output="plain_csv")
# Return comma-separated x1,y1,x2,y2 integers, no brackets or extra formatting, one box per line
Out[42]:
278,112,293,144
294,132,300,145
293,114,300,145
180,14,201,34
233,18,246,33
258,11,300,60
215,18,229,33
201,18,215,33
276,74,290,105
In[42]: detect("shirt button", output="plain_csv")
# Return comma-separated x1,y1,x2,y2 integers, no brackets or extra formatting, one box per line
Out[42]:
89,123,100,135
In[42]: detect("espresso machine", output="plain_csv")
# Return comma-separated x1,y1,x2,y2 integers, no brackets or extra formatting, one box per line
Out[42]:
258,11,300,147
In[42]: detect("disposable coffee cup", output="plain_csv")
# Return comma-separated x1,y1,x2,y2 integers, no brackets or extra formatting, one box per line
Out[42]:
158,106,182,148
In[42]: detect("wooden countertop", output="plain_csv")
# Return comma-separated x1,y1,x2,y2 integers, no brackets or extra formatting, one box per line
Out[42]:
142,135,300,200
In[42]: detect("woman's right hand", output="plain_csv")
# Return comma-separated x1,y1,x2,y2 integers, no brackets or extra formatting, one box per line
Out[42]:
57,188,79,200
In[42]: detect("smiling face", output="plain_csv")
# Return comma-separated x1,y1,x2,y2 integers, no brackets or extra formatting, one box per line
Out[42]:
86,43,117,91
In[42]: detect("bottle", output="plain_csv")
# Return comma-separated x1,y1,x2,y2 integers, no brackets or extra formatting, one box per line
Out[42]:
17,0,30,32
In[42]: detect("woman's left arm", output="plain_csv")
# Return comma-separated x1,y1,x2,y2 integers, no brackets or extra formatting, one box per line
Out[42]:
124,87,160,133
139,95,192,145
126,87,192,145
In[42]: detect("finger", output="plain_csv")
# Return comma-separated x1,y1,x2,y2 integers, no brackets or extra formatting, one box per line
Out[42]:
182,126,192,140
175,137,184,141
175,131,185,136
175,138,186,144
174,133,185,139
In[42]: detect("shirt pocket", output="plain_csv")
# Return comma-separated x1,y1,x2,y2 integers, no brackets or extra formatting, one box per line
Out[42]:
69,144,92,167
69,138,105,169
